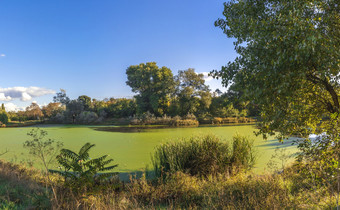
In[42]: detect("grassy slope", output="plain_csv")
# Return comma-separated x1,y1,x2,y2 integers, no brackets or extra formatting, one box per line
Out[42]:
0,160,336,209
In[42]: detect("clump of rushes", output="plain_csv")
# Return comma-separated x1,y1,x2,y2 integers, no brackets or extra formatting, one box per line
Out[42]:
152,134,256,178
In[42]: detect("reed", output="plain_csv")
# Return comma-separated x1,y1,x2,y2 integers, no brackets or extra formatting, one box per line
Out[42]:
152,134,256,178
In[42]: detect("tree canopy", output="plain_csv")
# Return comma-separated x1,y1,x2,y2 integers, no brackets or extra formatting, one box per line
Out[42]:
173,68,212,116
126,62,176,116
213,0,340,139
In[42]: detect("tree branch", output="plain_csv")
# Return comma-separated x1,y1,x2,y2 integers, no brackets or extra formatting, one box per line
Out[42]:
307,73,340,113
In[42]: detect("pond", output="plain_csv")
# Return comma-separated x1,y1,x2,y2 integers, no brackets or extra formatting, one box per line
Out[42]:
0,124,298,176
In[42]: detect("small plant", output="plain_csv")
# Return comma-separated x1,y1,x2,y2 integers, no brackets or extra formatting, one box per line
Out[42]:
24,128,64,173
267,147,292,173
50,143,118,192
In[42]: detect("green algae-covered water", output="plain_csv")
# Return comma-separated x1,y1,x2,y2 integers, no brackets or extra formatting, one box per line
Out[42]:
0,124,298,174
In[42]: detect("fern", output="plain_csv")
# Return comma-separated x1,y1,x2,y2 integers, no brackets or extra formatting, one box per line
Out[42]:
49,142,118,192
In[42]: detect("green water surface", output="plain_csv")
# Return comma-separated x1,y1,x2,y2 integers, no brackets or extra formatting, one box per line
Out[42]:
0,124,298,174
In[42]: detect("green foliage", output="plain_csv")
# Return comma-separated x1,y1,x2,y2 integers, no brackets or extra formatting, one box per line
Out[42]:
0,110,8,125
53,89,70,105
173,68,212,116
105,98,137,118
294,113,340,194
50,143,118,192
126,62,176,116
213,0,340,139
152,134,255,177
23,128,63,172
78,95,92,111
25,103,44,120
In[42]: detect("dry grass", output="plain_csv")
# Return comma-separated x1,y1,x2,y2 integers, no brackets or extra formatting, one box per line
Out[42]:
0,160,337,209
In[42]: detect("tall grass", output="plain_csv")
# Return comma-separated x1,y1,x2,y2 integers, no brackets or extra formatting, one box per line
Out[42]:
0,159,336,209
152,134,256,177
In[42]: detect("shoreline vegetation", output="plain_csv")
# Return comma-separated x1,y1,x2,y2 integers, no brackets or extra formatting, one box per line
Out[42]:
1,116,256,128
0,134,336,209
0,66,259,129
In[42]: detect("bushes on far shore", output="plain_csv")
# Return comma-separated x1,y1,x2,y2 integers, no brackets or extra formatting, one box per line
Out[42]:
128,112,256,127
130,112,199,127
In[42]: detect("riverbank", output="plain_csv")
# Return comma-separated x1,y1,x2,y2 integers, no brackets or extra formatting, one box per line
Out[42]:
1,116,256,128
0,159,334,209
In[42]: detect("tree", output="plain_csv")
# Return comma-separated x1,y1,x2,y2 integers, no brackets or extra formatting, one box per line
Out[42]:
24,128,63,173
0,110,8,124
126,62,176,116
26,103,43,120
78,95,92,111
213,0,340,203
65,100,84,123
53,89,70,105
42,102,64,118
213,0,340,139
105,98,137,118
174,68,211,117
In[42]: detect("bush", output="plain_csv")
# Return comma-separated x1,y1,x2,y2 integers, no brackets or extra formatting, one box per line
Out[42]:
152,134,256,177
130,114,199,126
0,111,8,125
50,143,118,193
213,117,223,124
50,112,66,123
77,111,98,124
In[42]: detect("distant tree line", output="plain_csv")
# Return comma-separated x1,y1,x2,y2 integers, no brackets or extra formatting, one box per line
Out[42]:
1,62,258,125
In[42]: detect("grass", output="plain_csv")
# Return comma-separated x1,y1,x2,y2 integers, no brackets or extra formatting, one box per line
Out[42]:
0,133,335,209
0,159,336,209
152,134,255,177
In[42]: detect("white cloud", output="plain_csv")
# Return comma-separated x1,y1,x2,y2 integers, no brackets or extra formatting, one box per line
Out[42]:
3,103,24,112
0,93,12,101
21,92,32,101
0,86,55,102
201,72,213,82
0,54,5,57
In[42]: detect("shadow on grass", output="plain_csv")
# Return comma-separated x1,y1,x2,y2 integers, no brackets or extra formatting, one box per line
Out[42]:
118,170,155,182
257,138,297,148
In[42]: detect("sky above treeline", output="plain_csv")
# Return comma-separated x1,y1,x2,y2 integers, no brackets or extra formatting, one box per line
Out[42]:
0,0,236,111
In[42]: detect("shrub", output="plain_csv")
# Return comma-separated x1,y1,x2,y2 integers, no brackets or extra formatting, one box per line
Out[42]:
152,134,255,177
50,112,66,123
213,117,223,124
169,119,199,127
0,111,8,125
130,114,199,126
50,143,118,193
183,113,197,121
23,128,64,173
77,111,99,124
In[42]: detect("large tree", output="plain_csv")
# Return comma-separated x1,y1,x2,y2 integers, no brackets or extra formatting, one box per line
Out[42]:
78,95,92,111
126,62,176,116
213,0,340,139
26,103,43,120
173,68,212,117
213,0,340,193
53,89,70,105
42,102,64,118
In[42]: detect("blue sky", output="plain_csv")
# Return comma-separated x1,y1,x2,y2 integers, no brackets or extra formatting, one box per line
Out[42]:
0,0,236,111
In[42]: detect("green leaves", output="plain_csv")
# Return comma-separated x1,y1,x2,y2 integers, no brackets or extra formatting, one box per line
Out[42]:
50,142,118,192
126,62,176,116
213,0,340,139
24,128,63,172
